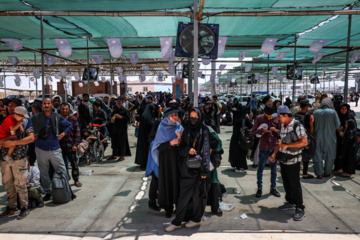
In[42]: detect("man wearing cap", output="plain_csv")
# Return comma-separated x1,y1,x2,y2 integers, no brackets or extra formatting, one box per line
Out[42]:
59,102,82,187
251,103,281,198
110,97,131,161
312,98,340,179
31,97,73,201
0,106,35,220
270,105,308,221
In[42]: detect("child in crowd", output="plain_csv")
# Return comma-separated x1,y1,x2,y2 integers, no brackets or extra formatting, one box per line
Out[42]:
0,106,29,161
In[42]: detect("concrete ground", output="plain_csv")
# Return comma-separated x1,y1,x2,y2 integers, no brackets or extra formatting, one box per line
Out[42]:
1,102,360,240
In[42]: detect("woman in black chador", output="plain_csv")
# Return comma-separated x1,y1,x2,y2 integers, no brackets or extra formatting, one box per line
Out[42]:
337,119,357,178
165,108,211,232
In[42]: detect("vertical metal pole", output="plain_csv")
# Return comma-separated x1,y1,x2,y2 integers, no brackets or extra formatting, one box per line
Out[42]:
41,16,45,97
110,55,113,95
64,60,67,101
323,70,325,92
193,0,199,107
240,68,243,96
266,55,269,94
2,61,6,97
87,38,90,95
34,52,38,97
306,70,308,97
211,60,216,95
188,59,193,103
315,64,317,94
292,35,297,103
251,75,253,95
123,56,127,96
344,15,352,104
329,74,331,93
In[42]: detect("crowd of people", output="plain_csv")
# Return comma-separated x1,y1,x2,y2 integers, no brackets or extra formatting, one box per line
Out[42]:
0,90,358,229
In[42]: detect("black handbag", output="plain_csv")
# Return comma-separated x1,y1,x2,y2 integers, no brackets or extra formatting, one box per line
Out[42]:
186,155,202,169
38,126,50,139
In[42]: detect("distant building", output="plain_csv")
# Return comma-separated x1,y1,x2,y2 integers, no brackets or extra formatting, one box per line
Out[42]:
127,80,172,94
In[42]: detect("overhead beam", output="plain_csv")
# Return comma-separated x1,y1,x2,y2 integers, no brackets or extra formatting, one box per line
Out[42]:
1,9,360,17
197,0,206,21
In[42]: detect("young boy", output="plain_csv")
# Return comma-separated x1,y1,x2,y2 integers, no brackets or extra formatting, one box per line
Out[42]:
0,106,29,161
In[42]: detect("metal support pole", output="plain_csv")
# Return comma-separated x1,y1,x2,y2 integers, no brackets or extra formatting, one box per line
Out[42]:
87,38,90,95
306,70,308,96
34,52,38,97
193,0,199,107
323,71,325,92
41,16,45,97
292,35,297,103
344,15,352,104
251,75,253,94
211,60,216,95
315,64,317,94
267,55,270,94
2,60,6,97
64,60,67,101
240,68,243,96
110,55,113,95
188,58,193,102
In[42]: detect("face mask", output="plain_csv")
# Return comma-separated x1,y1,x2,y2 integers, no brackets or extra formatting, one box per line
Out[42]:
189,117,198,126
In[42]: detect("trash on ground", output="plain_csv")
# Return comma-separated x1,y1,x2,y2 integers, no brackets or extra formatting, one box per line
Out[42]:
82,170,93,176
240,214,247,219
233,189,242,195
201,215,207,221
219,202,235,211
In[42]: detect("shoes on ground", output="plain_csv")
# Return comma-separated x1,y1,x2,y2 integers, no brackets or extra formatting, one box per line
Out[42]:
0,206,17,218
185,220,201,228
37,199,44,208
165,224,181,232
270,188,281,197
17,208,29,220
255,189,262,198
293,208,305,221
43,193,51,201
148,200,161,212
278,202,296,211
235,168,247,173
302,174,314,179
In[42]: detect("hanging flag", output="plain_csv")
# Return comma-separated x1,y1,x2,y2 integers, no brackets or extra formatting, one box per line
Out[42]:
92,55,104,64
59,68,67,77
74,72,80,81
116,67,123,75
142,64,149,71
309,40,329,53
54,73,60,79
326,75,332,81
202,58,211,65
160,37,173,59
169,63,175,75
119,73,126,83
322,66,328,72
140,74,146,82
54,39,72,57
336,70,344,79
215,77,219,84
238,51,249,61
276,52,288,60
351,52,360,67
158,72,164,81
45,55,56,66
261,38,278,55
245,65,252,72
1,38,23,51
129,53,139,65
79,82,83,87
47,75,53,82
272,67,279,76
101,77,106,83
312,52,325,64
219,64,226,71
7,56,19,66
33,68,40,79
254,73,260,80
14,74,21,86
217,72,222,77
106,38,122,58
94,81,99,87
217,36,227,58
168,51,175,64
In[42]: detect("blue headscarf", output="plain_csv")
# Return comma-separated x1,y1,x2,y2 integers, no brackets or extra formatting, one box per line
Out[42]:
145,115,184,177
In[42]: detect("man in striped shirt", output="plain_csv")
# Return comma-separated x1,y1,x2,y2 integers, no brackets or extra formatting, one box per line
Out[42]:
60,103,82,188
270,105,308,221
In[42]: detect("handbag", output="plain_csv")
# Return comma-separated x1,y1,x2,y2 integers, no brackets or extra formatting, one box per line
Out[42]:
186,155,202,169
210,152,221,168
38,126,50,139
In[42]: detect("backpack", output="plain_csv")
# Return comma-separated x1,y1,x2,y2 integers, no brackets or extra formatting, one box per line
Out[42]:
287,122,317,161
238,118,254,151
294,112,306,127
52,170,72,204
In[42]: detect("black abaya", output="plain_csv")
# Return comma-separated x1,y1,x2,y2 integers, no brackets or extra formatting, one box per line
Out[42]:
341,119,357,174
111,106,131,157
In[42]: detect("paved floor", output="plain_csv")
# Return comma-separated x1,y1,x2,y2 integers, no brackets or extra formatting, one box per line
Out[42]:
1,103,360,240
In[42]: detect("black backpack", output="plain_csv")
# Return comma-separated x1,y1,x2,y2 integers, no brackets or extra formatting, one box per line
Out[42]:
238,118,254,151
292,122,317,161
294,112,306,127
52,170,74,204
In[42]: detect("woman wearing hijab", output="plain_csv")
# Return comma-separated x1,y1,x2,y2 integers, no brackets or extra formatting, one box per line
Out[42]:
231,98,241,126
135,104,156,169
284,97,293,108
334,103,356,172
145,108,184,217
336,119,357,177
229,104,253,173
166,108,211,232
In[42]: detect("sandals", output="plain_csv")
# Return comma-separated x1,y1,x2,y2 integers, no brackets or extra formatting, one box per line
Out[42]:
75,181,82,187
